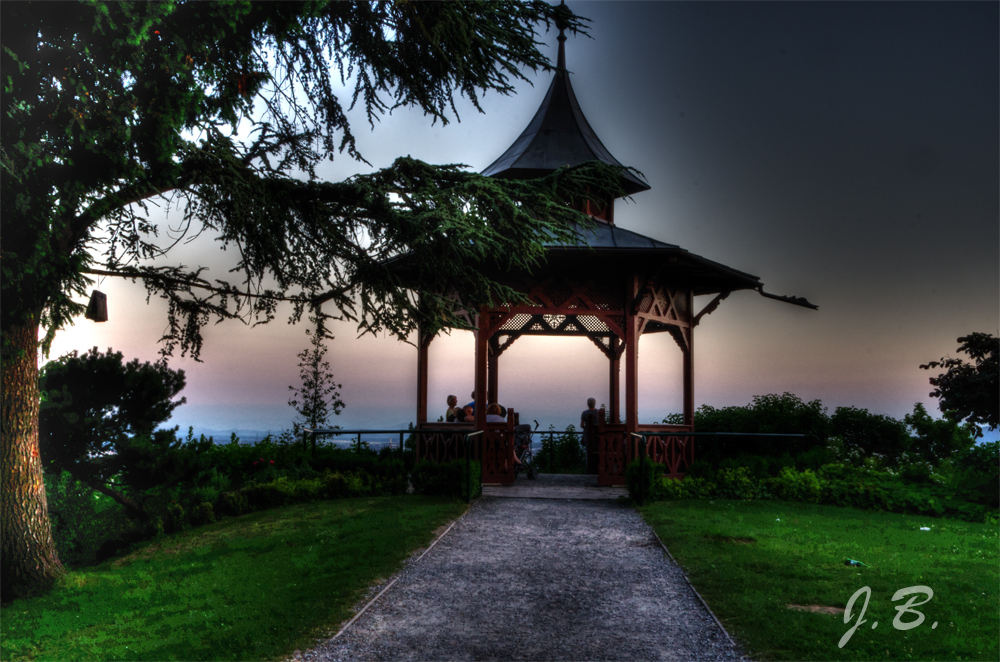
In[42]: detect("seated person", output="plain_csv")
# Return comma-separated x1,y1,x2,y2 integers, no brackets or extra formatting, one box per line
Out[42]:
485,403,506,423
446,395,459,422
486,403,521,464
462,405,474,421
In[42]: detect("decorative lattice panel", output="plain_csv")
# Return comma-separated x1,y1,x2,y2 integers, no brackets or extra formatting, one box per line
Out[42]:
597,431,630,486
416,431,471,464
482,430,516,483
671,290,689,319
576,315,609,333
500,314,533,331
640,435,695,476
541,281,574,308
585,286,624,311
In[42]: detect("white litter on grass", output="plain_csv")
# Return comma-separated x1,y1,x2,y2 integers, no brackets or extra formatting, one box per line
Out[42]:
775,518,780,522
920,527,931,531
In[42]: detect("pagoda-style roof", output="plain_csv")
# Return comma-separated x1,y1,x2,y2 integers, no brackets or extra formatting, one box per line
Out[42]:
388,21,816,312
481,33,650,197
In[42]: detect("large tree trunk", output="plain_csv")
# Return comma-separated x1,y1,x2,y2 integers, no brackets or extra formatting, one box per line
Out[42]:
1,316,66,601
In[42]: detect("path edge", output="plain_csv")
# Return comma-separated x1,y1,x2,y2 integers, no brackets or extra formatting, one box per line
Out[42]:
327,500,475,642
649,527,743,653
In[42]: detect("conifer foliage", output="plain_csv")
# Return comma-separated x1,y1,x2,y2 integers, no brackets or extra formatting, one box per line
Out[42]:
288,319,344,435
1,0,616,599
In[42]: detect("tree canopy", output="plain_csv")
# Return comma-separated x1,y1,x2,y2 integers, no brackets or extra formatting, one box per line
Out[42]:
1,0,619,601
2,0,614,357
920,333,999,437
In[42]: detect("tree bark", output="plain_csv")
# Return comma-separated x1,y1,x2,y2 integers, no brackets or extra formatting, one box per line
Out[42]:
1,316,66,601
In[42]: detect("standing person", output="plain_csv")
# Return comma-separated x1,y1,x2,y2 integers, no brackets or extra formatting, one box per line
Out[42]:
580,397,601,474
446,395,459,422
465,391,476,415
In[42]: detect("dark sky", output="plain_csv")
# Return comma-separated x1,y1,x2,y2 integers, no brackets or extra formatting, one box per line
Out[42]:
55,1,999,437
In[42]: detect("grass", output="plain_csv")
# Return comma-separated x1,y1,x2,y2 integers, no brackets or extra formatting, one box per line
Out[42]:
1,496,466,661
640,499,999,661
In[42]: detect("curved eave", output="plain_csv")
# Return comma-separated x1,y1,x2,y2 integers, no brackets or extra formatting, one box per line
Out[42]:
382,223,762,298
544,245,761,296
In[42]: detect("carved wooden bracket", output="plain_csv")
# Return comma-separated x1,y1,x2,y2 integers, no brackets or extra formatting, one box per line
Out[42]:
693,291,731,327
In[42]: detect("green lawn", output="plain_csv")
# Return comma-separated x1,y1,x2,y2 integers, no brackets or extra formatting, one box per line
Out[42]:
1,496,466,661
641,499,999,661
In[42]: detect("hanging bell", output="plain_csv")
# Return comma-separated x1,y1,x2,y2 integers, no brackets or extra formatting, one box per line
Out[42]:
84,290,108,322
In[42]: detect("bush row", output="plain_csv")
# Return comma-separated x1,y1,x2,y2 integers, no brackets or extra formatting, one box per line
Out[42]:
45,454,481,567
663,394,980,468
627,458,998,523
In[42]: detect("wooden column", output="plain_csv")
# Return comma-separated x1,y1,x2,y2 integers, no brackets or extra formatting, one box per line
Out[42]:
683,290,695,427
609,335,621,424
625,275,639,432
416,326,432,426
488,335,499,406
474,311,488,431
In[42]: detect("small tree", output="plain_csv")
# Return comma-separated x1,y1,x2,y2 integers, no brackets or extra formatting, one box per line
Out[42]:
831,406,912,465
903,402,976,462
38,348,207,521
288,319,345,439
920,333,999,438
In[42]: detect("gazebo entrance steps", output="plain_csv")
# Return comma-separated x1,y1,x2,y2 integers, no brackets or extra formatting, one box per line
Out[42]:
481,472,628,500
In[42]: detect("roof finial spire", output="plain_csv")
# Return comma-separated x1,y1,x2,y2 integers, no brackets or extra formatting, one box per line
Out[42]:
555,0,569,70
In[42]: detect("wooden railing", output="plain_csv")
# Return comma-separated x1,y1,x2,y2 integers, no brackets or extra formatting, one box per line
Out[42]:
593,416,696,485
481,426,515,484
596,412,629,486
415,427,476,464
635,425,694,478
416,412,521,485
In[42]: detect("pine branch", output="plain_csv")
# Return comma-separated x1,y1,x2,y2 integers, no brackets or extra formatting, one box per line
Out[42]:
82,267,350,306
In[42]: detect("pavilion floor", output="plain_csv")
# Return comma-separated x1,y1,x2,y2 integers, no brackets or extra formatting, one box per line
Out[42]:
482,472,628,500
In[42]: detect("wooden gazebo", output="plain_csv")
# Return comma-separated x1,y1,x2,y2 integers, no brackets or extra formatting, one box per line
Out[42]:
412,26,815,485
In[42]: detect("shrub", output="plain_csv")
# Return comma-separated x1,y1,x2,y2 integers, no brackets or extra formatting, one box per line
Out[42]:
831,406,912,466
716,453,794,479
165,502,186,532
189,501,215,526
682,393,830,460
897,456,937,484
679,476,716,499
219,491,249,516
946,441,999,508
410,460,481,500
656,476,689,500
767,467,822,503
629,473,718,503
626,458,666,503
43,470,136,567
323,470,370,498
243,476,327,508
714,467,765,500
535,425,585,474
817,463,990,521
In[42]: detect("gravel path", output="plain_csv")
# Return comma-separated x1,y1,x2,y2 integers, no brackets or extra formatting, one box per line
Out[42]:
292,496,748,662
